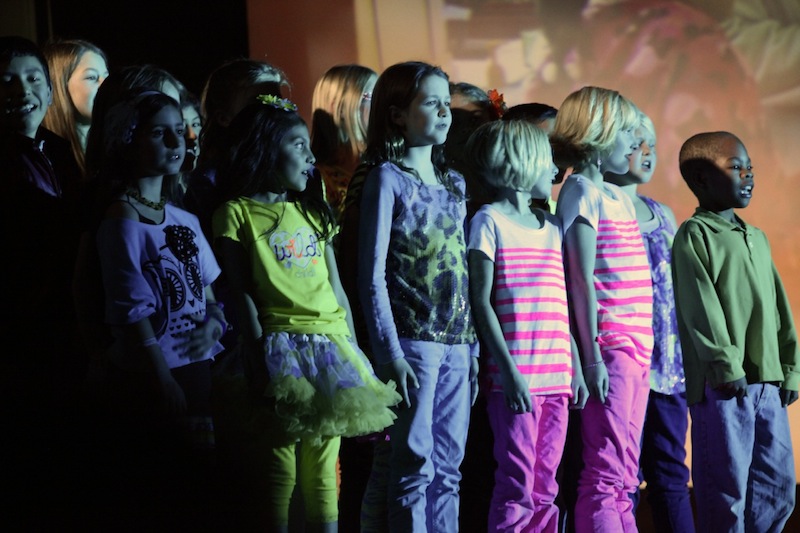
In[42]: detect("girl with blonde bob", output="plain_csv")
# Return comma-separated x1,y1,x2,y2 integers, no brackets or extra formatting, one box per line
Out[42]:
551,86,654,532
467,119,588,532
310,64,377,218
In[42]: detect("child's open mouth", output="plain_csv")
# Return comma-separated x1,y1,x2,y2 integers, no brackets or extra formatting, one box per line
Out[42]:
5,103,35,115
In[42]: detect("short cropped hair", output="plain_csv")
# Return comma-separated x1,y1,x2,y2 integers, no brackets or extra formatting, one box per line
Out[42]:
637,112,656,142
0,36,50,86
679,131,741,186
466,119,552,191
550,86,638,170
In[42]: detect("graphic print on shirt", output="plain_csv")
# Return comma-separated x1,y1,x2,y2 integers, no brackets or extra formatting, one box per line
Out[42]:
142,224,205,340
270,225,323,275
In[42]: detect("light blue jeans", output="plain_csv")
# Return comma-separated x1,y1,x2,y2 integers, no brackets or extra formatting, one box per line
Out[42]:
387,340,472,533
690,383,795,533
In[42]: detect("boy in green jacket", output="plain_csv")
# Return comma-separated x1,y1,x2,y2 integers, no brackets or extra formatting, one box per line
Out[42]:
672,131,798,532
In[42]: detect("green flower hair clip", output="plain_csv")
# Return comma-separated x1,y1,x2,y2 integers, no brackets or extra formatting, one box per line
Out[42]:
257,94,298,112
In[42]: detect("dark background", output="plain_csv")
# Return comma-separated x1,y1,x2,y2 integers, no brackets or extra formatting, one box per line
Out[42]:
33,0,250,96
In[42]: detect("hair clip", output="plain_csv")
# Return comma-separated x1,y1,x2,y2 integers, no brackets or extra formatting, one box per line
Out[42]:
257,94,298,112
362,92,373,102
487,89,508,119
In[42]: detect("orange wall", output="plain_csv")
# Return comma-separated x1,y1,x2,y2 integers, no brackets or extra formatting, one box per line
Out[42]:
246,0,800,479
246,0,359,123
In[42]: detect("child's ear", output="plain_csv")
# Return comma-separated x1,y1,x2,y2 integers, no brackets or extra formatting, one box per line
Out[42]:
390,105,405,129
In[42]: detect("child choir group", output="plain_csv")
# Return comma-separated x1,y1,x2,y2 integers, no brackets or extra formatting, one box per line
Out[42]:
2,33,798,533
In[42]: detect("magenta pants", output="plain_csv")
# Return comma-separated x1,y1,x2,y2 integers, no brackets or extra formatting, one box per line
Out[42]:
574,348,649,533
487,391,569,533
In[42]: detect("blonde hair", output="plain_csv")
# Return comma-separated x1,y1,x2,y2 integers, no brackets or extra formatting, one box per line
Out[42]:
550,86,638,171
43,39,107,176
466,119,553,191
310,64,376,166
637,111,656,143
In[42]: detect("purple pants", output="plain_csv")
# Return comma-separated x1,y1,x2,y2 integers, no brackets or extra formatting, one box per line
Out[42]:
387,340,472,533
574,348,649,533
691,383,795,533
487,391,569,533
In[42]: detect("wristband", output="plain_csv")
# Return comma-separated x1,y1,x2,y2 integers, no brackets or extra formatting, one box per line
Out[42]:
140,336,158,348
582,360,605,369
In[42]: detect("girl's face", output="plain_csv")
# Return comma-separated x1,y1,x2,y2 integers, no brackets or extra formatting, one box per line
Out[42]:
67,50,108,123
132,105,185,177
627,127,657,184
393,74,451,147
274,123,315,192
182,104,202,169
604,127,635,174
531,151,558,200
359,75,377,132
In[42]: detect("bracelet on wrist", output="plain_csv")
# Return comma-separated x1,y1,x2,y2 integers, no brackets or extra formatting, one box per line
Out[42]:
582,359,605,369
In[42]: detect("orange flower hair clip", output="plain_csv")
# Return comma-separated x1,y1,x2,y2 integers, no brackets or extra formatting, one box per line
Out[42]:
487,89,508,119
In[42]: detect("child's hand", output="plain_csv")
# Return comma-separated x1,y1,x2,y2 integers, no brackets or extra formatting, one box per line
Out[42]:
157,373,187,415
176,315,223,361
469,356,480,407
500,367,532,414
570,372,589,410
716,377,748,400
584,362,609,404
780,388,798,407
377,358,419,409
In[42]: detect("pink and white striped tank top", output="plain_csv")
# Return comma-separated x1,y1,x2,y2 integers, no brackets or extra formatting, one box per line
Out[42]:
468,205,573,395
557,175,654,366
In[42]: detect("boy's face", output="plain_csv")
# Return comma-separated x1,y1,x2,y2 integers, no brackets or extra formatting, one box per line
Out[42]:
698,136,754,211
0,55,52,138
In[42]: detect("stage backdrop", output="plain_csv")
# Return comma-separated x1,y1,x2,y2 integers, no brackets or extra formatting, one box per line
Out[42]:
248,0,800,479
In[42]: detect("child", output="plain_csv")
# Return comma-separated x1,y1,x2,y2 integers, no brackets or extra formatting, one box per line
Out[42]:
672,131,798,532
184,58,287,237
550,86,654,532
310,64,377,220
96,88,224,436
212,95,399,532
1,35,83,516
180,88,202,173
357,61,479,532
604,111,694,532
466,118,588,532
94,89,226,524
42,39,108,177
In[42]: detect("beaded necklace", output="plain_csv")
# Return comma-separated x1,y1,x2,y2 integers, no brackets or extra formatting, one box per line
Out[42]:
126,188,166,210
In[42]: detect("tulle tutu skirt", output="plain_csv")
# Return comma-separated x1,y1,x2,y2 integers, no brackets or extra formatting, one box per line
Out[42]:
259,332,400,444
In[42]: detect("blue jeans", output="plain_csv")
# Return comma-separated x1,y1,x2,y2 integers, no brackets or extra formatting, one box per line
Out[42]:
387,340,472,533
640,391,695,533
690,383,795,533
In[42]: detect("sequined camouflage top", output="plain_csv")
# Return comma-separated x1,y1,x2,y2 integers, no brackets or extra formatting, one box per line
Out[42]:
358,162,477,364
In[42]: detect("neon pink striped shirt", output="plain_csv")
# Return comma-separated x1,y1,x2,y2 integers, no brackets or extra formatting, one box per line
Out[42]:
557,175,654,366
468,205,573,395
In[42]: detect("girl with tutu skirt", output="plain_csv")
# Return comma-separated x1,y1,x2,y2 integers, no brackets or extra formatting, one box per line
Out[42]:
212,94,400,533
